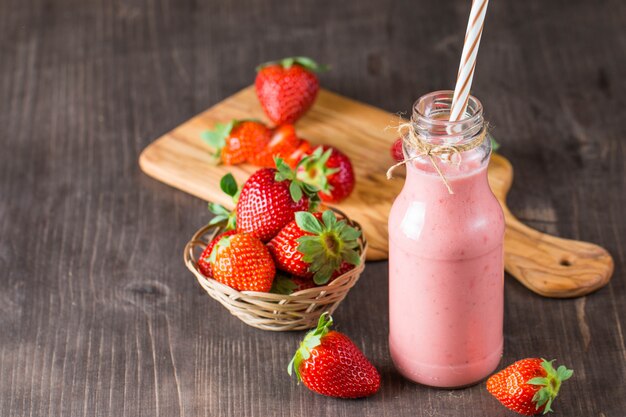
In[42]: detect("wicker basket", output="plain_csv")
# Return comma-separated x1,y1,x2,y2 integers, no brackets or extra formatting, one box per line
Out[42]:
184,210,368,331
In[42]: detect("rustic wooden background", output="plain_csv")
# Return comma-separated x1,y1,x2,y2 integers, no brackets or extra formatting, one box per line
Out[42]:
1,0,624,415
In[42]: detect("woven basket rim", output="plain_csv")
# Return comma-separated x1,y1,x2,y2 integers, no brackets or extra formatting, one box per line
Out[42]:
184,208,368,300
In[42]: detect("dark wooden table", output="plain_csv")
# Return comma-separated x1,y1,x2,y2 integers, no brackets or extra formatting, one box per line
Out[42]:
1,0,624,415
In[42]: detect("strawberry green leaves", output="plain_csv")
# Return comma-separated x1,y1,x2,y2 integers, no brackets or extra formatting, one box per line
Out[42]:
488,133,500,152
274,156,320,206
270,274,299,295
257,56,329,73
208,173,239,230
201,121,235,158
294,211,361,285
527,359,574,414
288,313,334,380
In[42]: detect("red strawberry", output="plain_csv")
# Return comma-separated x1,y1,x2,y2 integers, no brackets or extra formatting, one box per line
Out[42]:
201,120,271,165
236,159,320,242
209,233,275,292
267,210,361,284
391,137,404,162
285,139,313,169
249,124,301,167
255,57,327,125
297,146,355,203
487,358,573,415
197,230,237,278
288,313,380,398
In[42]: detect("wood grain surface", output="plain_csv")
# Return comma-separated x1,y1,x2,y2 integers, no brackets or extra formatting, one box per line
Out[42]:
1,0,625,416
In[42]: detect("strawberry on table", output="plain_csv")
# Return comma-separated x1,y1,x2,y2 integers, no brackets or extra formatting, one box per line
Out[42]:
288,313,380,398
209,233,275,292
249,124,301,168
201,120,271,165
487,358,573,416
236,158,320,242
255,57,327,125
267,210,361,284
297,146,356,203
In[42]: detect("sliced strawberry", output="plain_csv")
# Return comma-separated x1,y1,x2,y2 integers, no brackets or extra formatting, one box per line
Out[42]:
249,124,301,167
285,139,314,168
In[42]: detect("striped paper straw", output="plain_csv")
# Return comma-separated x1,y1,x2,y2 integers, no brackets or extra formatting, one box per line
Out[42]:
449,0,490,122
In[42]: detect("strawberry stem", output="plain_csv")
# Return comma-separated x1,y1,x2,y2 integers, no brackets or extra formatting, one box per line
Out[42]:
256,56,329,73
288,313,333,380
527,359,574,414
295,210,361,284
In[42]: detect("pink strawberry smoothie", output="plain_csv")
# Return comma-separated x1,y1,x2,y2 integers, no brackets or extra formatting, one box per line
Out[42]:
388,154,505,388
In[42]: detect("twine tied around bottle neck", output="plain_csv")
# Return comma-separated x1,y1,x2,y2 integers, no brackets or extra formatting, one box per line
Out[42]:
386,122,489,194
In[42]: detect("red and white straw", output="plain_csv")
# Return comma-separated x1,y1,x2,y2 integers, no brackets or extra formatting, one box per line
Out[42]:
449,0,490,122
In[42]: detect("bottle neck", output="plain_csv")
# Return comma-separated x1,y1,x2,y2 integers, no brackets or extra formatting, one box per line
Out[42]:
403,90,490,174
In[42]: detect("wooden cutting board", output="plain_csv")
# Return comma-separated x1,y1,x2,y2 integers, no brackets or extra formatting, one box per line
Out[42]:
139,86,613,297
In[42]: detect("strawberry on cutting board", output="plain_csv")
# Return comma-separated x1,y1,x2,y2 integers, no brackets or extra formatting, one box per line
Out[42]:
390,137,404,162
267,210,361,284
236,158,320,242
209,232,275,292
201,120,271,165
288,313,380,398
249,124,301,168
487,358,573,415
298,145,355,203
255,57,327,125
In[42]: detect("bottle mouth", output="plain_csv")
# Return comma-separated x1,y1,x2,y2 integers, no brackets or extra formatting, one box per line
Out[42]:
411,90,484,143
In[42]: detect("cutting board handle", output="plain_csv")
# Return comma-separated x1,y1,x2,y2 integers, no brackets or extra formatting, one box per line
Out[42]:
489,154,614,298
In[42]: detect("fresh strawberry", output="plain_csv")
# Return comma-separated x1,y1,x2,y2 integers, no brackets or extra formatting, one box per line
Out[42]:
297,146,355,203
391,137,404,162
288,313,380,398
487,358,573,415
197,230,237,278
236,158,320,242
201,120,271,165
209,233,275,292
249,124,301,167
285,139,313,168
255,57,327,125
267,210,360,284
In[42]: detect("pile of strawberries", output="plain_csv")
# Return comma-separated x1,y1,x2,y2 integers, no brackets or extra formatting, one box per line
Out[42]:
196,57,365,295
201,56,355,203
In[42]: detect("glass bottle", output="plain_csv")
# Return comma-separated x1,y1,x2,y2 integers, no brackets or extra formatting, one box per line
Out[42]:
388,90,505,388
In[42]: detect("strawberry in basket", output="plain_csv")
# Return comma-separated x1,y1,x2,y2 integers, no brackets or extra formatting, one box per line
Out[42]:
236,157,321,242
208,232,275,292
267,210,361,285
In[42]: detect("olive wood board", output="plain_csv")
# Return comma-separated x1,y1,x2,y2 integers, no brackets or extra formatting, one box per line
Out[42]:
139,86,613,298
